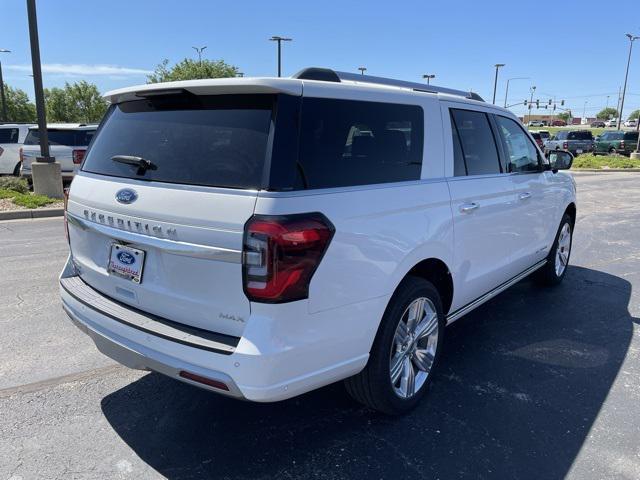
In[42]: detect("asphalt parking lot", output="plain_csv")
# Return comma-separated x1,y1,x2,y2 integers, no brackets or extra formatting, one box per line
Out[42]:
1,171,639,480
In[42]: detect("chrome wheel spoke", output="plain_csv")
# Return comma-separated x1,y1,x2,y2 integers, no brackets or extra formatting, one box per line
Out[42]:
415,312,438,341
390,352,405,384
394,320,409,348
400,357,415,397
407,297,425,333
412,349,434,372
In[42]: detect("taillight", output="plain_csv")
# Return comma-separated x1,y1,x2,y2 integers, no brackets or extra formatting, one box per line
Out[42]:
63,187,70,244
72,149,86,165
562,141,568,150
242,213,335,303
620,140,625,149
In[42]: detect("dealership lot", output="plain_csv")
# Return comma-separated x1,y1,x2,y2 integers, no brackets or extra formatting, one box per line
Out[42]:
1,171,639,479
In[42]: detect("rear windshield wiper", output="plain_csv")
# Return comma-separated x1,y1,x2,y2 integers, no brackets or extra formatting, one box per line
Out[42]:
111,155,157,174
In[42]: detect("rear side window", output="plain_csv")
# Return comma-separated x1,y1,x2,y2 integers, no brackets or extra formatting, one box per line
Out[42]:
450,109,501,176
25,129,95,146
567,131,593,140
297,98,423,189
0,128,19,143
555,131,567,140
82,94,274,189
624,132,638,141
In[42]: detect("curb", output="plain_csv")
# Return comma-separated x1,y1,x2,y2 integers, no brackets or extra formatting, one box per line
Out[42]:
0,208,64,221
571,168,640,173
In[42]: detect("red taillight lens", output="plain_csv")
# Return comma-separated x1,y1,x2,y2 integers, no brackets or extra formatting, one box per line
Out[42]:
242,213,335,303
620,140,625,149
63,187,70,244
179,371,229,391
563,141,568,150
72,149,86,165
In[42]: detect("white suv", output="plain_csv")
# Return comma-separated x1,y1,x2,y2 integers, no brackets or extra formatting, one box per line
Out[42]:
0,123,35,175
60,68,576,414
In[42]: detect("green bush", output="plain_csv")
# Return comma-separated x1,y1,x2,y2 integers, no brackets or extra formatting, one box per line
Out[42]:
0,177,30,194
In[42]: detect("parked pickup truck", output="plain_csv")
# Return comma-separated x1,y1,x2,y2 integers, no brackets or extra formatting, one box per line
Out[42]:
544,130,593,156
594,130,639,156
20,124,97,182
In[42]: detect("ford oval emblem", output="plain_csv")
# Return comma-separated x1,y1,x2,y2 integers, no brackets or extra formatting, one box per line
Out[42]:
115,189,138,204
117,251,136,265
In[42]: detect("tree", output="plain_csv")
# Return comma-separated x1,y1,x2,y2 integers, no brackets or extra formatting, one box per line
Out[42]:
147,58,238,83
596,107,618,120
629,109,640,121
44,81,108,123
557,112,571,122
2,83,36,122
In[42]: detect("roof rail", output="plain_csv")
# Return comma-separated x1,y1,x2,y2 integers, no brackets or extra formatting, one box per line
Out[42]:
292,67,484,102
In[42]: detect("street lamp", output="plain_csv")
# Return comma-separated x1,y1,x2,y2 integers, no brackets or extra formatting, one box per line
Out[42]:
492,63,505,105
358,66,367,75
503,77,530,108
269,36,292,77
618,33,639,130
192,45,207,65
527,86,537,124
582,100,588,124
0,48,10,122
422,74,435,85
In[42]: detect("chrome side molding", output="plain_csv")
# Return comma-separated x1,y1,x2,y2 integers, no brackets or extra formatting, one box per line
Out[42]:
446,260,547,324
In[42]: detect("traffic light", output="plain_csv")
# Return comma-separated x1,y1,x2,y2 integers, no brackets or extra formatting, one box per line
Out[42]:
524,99,528,106
548,99,552,105
536,99,540,108
561,100,565,106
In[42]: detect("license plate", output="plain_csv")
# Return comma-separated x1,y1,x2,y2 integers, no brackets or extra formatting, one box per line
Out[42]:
576,149,583,154
108,244,145,283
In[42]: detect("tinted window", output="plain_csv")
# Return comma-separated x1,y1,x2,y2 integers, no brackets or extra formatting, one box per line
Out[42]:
530,132,541,140
450,115,466,176
567,131,593,140
496,116,540,173
0,128,19,143
623,131,639,141
25,129,95,146
555,131,568,140
82,95,274,189
450,109,501,176
297,98,423,189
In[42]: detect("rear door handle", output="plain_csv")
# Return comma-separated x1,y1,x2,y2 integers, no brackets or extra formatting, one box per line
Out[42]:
460,202,479,213
519,192,532,200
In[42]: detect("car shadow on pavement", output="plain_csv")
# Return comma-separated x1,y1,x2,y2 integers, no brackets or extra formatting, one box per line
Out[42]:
101,266,635,479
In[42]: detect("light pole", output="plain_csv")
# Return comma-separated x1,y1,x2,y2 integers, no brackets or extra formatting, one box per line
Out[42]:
0,49,9,122
358,66,367,75
619,33,639,130
503,77,530,108
269,36,292,77
582,101,588,124
606,95,610,110
27,0,62,198
492,63,505,105
527,85,536,124
422,74,435,85
192,46,207,66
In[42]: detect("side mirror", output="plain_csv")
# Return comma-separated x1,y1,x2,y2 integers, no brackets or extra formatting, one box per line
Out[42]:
547,150,573,171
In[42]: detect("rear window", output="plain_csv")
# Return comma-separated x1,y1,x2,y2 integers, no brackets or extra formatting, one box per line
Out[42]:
82,94,274,189
25,129,95,146
297,98,423,189
624,131,639,141
0,128,19,143
567,131,593,140
530,132,541,140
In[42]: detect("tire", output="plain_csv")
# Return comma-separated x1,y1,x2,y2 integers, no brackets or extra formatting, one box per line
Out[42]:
535,213,573,286
344,276,445,415
12,162,21,177
609,147,617,155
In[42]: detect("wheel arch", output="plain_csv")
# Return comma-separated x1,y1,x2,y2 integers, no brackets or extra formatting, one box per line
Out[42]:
402,258,454,316
564,202,577,226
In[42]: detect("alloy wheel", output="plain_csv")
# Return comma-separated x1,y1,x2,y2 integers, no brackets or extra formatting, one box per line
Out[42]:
555,223,571,277
389,297,439,399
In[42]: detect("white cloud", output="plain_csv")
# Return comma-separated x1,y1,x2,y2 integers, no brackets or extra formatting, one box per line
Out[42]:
5,63,152,76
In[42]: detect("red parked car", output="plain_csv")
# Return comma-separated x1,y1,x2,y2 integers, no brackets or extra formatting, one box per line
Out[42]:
552,120,567,127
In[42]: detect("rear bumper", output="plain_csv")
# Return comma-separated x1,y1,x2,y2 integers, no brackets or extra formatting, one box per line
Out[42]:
59,256,373,402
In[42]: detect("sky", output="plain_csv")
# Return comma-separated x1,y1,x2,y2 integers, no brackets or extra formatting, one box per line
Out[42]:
2,0,640,119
